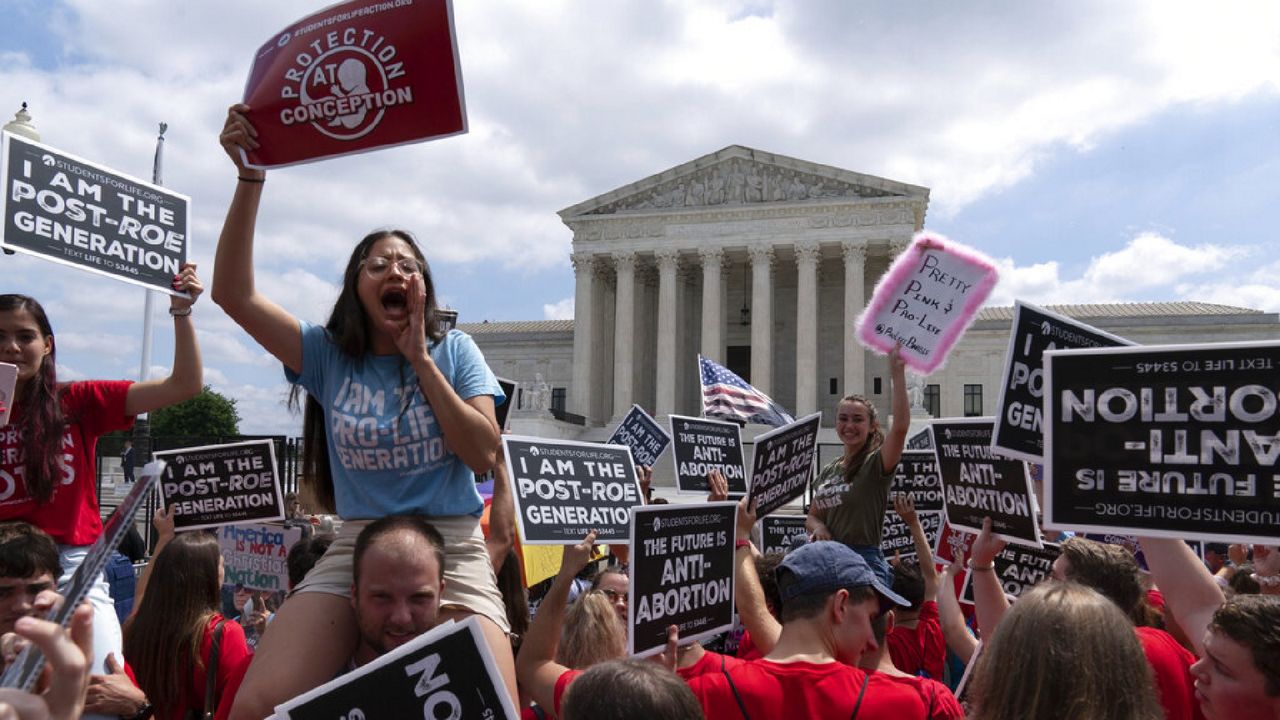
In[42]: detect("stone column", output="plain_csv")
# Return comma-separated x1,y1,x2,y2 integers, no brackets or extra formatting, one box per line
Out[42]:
698,246,725,362
842,242,867,398
794,242,821,416
570,252,597,419
612,251,636,420
655,248,680,417
748,245,774,396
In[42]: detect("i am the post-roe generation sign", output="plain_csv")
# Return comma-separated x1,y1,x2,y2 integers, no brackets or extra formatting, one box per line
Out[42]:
241,0,466,168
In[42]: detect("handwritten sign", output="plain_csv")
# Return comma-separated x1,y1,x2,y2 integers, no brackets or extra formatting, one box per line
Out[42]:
931,418,1042,548
241,0,467,169
503,436,641,545
1,133,190,295
1044,341,1280,544
629,503,736,657
154,440,283,530
218,523,303,592
856,231,998,374
993,301,1132,462
607,405,672,469
669,414,747,495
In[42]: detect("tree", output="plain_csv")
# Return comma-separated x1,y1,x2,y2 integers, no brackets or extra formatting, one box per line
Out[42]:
147,385,241,438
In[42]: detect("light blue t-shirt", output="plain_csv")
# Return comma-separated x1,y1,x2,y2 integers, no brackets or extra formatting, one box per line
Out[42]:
286,322,504,519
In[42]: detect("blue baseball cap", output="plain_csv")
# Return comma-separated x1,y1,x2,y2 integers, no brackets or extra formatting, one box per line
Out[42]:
777,541,909,614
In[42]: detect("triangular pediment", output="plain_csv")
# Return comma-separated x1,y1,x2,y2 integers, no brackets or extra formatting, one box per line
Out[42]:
559,145,929,219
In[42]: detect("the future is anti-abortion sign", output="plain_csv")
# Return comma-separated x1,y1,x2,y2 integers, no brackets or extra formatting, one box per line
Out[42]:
958,542,1060,604
670,414,747,495
241,0,466,168
993,301,1132,463
1,133,190,295
931,418,1042,548
1044,341,1280,545
856,232,998,374
629,503,736,657
503,436,641,545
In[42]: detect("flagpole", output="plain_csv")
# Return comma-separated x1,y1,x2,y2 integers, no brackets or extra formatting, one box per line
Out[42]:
133,122,167,462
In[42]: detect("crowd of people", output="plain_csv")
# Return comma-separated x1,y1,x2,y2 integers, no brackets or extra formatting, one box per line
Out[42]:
0,104,1273,719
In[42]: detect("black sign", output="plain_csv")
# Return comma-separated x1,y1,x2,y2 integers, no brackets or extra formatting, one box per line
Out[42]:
154,440,283,531
881,510,944,561
759,515,809,556
669,414,746,495
993,301,1131,462
273,616,515,719
959,542,1060,604
504,436,641,545
931,418,1042,547
607,405,672,469
1044,341,1280,545
748,413,821,518
891,451,945,513
1,134,190,294
906,427,933,450
628,503,736,657
495,378,516,431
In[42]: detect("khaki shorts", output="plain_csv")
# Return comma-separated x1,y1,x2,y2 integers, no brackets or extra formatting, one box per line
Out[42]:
293,515,510,633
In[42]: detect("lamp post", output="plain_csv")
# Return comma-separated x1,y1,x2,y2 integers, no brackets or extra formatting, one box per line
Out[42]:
2,102,40,141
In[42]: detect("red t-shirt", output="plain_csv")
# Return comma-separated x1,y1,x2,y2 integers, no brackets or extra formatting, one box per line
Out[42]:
1135,626,1205,720
0,381,133,545
168,615,251,720
736,629,764,660
871,673,965,720
887,600,946,679
677,649,743,681
552,668,582,717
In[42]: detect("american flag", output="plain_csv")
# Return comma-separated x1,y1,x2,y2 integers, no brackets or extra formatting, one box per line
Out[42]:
699,355,794,427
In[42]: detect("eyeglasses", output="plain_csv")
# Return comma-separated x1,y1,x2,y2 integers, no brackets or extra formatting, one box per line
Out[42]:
600,589,627,604
361,256,424,277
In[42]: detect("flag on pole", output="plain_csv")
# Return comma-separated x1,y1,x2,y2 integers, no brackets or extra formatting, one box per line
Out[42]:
698,355,794,427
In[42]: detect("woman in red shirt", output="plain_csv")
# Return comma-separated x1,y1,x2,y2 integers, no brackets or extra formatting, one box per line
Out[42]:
124,528,251,719
0,268,203,693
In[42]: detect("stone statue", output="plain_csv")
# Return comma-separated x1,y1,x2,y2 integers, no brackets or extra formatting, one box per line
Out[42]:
529,373,552,411
906,372,927,415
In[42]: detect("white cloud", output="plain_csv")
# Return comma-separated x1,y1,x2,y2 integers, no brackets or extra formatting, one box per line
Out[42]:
988,233,1272,309
543,298,574,320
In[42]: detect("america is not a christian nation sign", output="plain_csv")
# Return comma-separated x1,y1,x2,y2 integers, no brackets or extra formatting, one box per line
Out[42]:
1044,341,1280,545
241,0,466,168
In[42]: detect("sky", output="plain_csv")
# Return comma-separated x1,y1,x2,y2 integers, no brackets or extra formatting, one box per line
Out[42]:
1,0,1278,435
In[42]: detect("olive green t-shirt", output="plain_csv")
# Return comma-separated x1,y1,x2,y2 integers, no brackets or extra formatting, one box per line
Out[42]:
810,448,897,547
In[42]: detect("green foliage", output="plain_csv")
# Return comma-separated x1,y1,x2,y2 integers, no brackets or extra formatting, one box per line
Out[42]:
147,385,240,438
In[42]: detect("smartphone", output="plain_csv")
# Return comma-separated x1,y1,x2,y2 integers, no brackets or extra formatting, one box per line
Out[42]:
0,363,15,426
243,597,255,618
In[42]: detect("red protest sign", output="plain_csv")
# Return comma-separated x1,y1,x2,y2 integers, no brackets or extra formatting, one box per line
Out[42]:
240,0,466,169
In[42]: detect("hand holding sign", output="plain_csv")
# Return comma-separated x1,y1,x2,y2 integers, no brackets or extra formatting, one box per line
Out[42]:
970,517,1008,570
560,531,598,580
708,470,729,502
2,602,93,720
894,493,919,526
220,104,263,180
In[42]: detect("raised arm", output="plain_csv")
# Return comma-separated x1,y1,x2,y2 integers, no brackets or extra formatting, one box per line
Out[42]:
895,494,939,601
516,532,596,715
734,498,782,654
487,441,515,572
969,517,1010,641
130,506,176,619
937,555,978,664
211,104,303,374
123,263,203,416
1137,536,1225,655
880,345,909,473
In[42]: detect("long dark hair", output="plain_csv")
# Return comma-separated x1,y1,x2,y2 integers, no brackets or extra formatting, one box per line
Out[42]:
290,230,443,512
0,295,65,504
839,393,884,483
122,532,224,716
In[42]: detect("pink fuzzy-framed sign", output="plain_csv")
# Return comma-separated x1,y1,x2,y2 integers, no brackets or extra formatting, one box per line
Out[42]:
856,231,999,374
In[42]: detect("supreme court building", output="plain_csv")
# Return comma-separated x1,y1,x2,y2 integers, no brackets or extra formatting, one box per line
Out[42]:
460,145,1279,453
